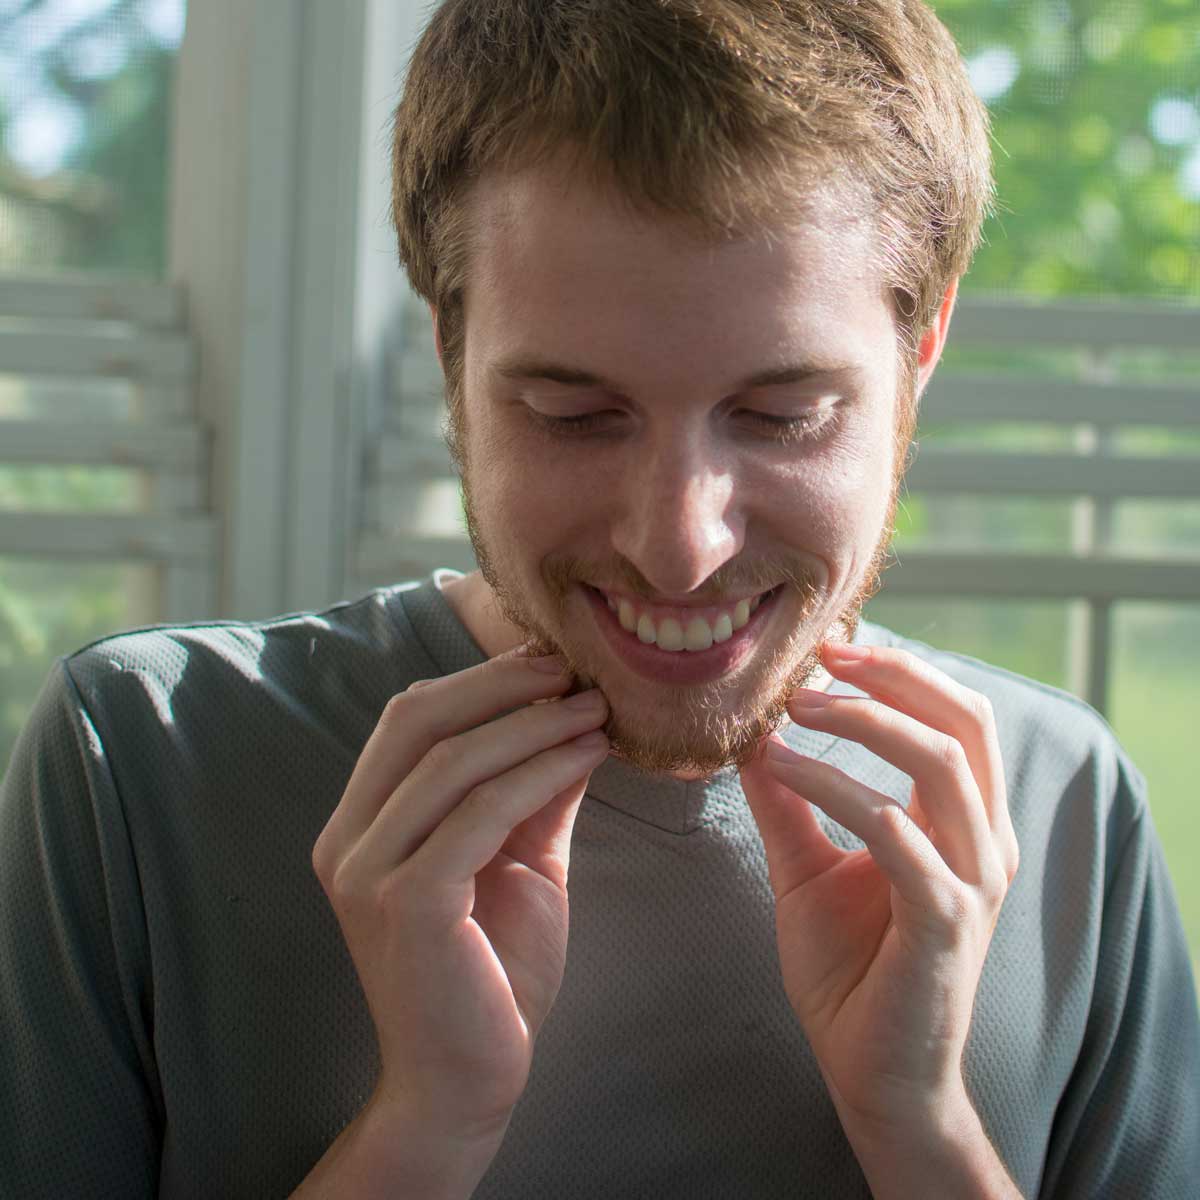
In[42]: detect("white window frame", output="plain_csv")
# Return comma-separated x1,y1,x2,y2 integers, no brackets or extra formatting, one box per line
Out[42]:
165,0,428,621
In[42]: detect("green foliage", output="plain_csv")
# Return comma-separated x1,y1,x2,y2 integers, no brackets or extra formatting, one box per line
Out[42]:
935,0,1200,299
67,44,174,274
0,0,175,273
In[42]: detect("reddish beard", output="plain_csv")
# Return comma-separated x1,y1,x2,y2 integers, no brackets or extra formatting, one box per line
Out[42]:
455,491,895,777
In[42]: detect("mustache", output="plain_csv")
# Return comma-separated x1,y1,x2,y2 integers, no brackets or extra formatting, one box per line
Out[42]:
541,553,819,606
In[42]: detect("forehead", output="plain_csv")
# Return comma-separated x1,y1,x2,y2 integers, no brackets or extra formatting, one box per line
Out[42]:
461,156,895,371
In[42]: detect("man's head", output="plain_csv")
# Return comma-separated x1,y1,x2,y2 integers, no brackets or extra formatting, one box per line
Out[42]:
390,0,992,775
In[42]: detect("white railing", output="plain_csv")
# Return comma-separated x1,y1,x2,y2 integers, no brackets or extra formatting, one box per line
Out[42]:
356,294,1200,716
893,297,1199,712
0,273,217,623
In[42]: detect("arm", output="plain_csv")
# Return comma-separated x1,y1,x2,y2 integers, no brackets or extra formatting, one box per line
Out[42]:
288,1092,507,1199
0,662,160,1196
843,1089,1024,1200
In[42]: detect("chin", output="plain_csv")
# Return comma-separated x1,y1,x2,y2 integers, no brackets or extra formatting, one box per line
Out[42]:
475,552,842,774
579,609,827,777
605,702,791,776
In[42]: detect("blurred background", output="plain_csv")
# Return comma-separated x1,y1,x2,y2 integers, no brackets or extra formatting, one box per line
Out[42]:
0,0,1197,982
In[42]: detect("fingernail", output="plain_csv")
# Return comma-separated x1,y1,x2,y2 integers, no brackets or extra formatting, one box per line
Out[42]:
828,642,870,661
528,654,569,674
790,687,832,708
563,687,605,711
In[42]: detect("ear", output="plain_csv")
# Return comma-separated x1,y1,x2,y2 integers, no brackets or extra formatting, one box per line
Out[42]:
914,278,959,400
429,304,445,366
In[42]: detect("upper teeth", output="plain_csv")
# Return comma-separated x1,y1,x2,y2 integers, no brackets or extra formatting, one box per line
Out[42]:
604,591,765,652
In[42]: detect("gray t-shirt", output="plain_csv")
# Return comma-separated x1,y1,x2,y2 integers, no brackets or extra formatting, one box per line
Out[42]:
2,574,1197,1198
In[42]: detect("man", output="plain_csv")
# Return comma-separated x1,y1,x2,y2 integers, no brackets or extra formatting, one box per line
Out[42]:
2,1,1197,1197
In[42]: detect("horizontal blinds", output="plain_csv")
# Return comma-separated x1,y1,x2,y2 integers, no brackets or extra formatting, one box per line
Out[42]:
0,272,216,622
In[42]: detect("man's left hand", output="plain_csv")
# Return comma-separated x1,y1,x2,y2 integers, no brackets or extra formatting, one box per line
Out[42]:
739,640,1020,1153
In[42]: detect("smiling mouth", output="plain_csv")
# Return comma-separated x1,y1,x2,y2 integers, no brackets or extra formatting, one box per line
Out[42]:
586,584,782,652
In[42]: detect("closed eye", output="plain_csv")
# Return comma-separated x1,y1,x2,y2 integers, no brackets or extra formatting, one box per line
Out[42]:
529,410,618,435
735,407,839,443
527,405,841,443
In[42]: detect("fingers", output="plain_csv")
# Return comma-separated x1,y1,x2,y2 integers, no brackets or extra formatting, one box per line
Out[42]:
783,689,995,886
813,644,1018,877
498,771,592,892
407,732,611,892
354,688,609,878
321,648,576,859
751,643,1020,919
740,742,844,897
760,738,964,915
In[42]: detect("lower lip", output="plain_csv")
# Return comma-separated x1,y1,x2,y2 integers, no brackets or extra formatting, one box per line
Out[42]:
582,585,783,685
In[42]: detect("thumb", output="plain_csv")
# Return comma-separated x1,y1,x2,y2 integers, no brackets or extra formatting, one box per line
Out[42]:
740,736,842,898
503,774,592,890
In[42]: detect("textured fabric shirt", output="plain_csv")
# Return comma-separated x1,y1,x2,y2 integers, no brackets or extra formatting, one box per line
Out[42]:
2,571,1198,1198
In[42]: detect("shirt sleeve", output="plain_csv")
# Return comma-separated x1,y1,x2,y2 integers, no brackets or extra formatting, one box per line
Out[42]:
1039,748,1200,1199
0,660,162,1197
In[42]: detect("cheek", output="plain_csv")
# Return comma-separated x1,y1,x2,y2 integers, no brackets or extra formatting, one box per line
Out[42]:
490,421,621,522
764,443,887,550
482,434,586,534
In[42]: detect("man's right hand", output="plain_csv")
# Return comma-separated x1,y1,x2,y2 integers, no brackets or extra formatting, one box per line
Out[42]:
310,647,609,1149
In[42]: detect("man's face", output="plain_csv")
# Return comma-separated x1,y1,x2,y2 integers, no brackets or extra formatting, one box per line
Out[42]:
448,159,912,777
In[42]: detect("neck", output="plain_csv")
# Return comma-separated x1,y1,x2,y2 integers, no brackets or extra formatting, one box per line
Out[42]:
436,570,525,658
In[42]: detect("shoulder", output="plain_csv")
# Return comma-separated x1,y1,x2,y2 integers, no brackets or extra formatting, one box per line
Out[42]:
58,584,435,753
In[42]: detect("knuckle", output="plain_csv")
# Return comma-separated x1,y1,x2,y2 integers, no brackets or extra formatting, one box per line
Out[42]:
484,650,530,684
979,863,1011,908
421,737,461,777
875,801,916,841
463,778,503,813
310,833,333,884
966,688,995,727
868,645,899,669
326,857,371,911
869,702,904,737
935,882,974,930
381,690,415,726
930,733,969,777
380,684,439,735
888,646,927,681
370,868,411,916
1005,839,1021,882
342,860,422,928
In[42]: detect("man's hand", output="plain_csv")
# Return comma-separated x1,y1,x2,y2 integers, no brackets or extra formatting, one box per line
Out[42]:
310,647,609,1147
739,641,1021,1181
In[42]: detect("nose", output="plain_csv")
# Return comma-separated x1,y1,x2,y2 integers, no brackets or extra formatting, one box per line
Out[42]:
609,431,744,596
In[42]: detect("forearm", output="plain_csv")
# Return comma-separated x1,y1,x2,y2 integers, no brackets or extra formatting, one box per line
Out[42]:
844,1094,1024,1200
289,1091,507,1200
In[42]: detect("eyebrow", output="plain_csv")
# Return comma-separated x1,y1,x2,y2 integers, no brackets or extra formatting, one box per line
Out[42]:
492,356,862,395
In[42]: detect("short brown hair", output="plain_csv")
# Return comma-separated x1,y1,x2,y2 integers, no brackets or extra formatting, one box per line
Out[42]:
391,0,993,419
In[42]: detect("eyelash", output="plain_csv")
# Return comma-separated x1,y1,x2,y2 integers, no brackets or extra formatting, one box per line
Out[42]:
531,408,836,444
